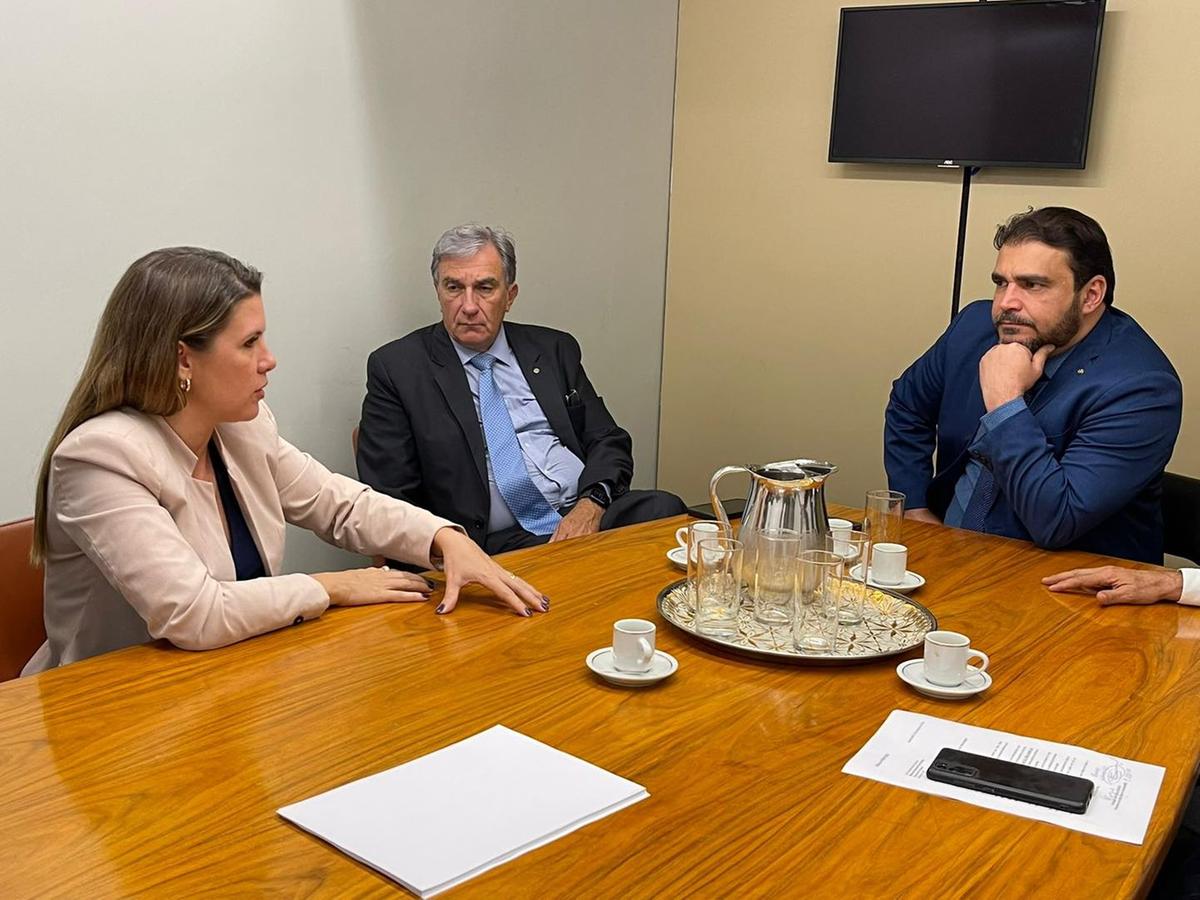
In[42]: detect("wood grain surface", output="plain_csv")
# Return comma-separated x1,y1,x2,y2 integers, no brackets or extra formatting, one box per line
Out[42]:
2,509,1198,898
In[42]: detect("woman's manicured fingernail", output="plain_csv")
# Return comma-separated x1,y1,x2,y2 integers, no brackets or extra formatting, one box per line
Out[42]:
523,608,533,617
424,577,436,589
540,598,550,611
436,603,445,614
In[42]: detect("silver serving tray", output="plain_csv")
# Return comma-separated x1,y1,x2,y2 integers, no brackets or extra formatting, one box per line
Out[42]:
656,578,937,666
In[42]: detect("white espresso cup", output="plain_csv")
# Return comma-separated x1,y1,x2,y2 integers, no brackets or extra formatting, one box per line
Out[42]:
923,630,990,687
828,518,853,553
612,619,656,673
676,521,721,553
871,542,908,585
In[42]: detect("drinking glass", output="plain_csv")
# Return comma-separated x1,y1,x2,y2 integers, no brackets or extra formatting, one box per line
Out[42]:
683,521,728,612
695,537,743,639
794,549,842,653
863,489,905,546
750,529,801,627
832,529,870,626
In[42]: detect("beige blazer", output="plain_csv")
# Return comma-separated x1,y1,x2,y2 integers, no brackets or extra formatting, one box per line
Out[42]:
23,404,457,674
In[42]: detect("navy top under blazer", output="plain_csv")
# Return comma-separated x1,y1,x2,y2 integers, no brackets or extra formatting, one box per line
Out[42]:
209,438,266,580
884,299,1182,563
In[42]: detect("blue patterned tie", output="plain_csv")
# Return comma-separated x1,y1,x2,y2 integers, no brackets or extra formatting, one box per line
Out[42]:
959,466,995,532
469,353,561,535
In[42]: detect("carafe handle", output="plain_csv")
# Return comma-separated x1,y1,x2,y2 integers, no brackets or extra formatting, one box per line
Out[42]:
709,465,751,537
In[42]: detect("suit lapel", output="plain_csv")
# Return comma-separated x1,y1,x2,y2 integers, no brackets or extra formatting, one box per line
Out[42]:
507,324,583,459
430,326,489,487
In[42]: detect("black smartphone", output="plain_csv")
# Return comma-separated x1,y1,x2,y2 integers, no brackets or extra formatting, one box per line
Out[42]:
926,748,1094,815
686,498,746,520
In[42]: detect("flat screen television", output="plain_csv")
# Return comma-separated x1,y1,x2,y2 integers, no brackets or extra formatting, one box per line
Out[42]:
829,0,1106,168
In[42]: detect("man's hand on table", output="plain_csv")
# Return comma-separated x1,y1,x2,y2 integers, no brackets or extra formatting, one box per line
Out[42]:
979,342,1055,412
905,508,943,525
549,498,604,543
1042,565,1184,606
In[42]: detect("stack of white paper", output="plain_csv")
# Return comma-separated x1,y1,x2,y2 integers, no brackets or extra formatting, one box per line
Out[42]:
278,725,648,897
843,710,1165,844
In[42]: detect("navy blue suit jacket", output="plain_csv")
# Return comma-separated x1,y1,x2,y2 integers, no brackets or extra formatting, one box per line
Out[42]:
884,300,1182,563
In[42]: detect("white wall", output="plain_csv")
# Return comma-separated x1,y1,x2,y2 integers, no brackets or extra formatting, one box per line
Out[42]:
0,1,678,570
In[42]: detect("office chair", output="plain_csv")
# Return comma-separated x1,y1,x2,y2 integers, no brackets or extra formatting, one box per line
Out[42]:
0,518,45,681
1163,472,1200,566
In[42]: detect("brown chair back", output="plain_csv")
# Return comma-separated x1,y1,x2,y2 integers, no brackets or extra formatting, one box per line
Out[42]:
0,518,45,681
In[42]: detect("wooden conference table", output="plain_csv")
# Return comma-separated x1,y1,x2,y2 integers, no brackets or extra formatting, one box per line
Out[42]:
2,509,1199,898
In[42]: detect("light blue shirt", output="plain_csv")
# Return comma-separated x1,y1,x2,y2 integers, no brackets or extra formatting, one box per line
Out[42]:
451,326,585,533
945,351,1069,527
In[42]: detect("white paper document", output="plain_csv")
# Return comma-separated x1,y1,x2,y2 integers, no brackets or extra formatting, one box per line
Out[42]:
843,710,1165,844
278,725,648,897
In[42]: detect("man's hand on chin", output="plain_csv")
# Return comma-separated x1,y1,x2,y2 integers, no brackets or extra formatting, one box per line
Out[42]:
979,342,1055,412
549,499,604,542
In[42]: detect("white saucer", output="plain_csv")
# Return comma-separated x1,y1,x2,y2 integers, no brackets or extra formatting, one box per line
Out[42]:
896,658,991,700
586,648,678,687
850,563,926,593
666,546,688,570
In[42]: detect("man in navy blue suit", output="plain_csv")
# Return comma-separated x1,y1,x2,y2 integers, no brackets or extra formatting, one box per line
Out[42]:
885,207,1182,563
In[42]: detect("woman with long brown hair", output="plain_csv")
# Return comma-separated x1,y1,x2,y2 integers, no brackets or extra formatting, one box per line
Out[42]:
24,247,547,674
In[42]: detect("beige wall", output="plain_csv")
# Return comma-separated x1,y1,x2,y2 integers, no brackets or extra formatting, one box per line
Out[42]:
0,1,678,570
660,0,1198,514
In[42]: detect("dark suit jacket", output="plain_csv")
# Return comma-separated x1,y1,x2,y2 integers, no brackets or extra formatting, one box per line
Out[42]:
884,300,1182,563
356,321,634,546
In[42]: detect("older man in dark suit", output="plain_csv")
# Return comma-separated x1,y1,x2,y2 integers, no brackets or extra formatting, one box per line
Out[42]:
357,223,685,555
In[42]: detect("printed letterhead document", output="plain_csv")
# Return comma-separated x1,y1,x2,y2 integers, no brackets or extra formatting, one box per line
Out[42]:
278,725,648,897
843,710,1165,844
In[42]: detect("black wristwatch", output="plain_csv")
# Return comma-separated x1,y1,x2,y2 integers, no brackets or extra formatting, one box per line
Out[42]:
582,482,613,510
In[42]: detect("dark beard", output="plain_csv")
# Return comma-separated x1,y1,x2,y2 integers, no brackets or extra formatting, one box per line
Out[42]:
994,294,1083,352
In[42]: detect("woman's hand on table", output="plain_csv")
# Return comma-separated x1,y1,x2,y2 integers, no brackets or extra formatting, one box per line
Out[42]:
312,568,434,606
431,527,549,617
1042,565,1183,606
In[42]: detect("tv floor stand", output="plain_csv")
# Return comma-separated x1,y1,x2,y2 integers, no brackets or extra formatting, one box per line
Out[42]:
949,164,981,321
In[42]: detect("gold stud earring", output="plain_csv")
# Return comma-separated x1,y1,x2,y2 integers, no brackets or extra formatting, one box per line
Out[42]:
180,377,191,393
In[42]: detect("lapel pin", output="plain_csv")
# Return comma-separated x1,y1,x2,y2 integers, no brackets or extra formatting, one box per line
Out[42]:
1076,368,1085,375
533,367,540,374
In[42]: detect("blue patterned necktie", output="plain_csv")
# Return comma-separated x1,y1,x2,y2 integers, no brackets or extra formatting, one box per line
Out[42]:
959,466,995,532
468,353,561,535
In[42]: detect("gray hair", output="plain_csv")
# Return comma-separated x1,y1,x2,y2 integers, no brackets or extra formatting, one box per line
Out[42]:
430,223,517,286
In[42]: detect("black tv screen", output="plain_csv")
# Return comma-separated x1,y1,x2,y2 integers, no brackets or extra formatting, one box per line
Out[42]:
829,0,1105,168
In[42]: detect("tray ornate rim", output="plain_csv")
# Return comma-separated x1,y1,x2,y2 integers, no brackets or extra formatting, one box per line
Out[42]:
655,577,937,666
